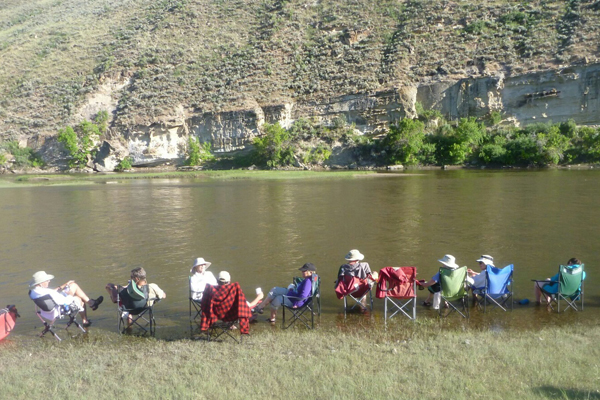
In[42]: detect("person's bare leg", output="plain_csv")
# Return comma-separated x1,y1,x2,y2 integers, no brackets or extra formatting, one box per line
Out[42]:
269,308,277,322
248,292,264,309
105,283,119,303
67,282,90,303
72,297,89,324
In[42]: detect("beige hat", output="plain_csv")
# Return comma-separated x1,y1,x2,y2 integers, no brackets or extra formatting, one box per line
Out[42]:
192,257,211,269
218,271,231,283
30,271,54,287
438,254,459,269
345,249,365,261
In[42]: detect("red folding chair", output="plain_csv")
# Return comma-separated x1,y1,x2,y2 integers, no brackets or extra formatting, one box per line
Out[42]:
335,274,374,316
200,282,251,343
376,267,417,324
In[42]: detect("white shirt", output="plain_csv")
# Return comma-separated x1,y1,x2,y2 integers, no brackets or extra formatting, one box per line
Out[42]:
29,286,74,320
190,271,217,300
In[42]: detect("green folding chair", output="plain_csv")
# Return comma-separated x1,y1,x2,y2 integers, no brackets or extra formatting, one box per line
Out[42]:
534,264,584,312
439,266,469,318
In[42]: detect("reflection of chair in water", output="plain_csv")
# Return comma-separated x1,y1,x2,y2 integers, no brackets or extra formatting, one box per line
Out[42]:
439,266,469,318
533,264,584,312
30,295,86,341
473,264,514,312
200,282,251,343
376,267,417,323
117,283,159,336
335,274,374,316
282,274,321,330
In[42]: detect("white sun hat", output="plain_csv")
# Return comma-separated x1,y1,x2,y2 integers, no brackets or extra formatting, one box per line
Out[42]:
476,255,495,267
438,254,459,269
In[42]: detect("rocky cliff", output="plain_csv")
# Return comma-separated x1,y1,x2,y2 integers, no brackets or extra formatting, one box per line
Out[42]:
2,0,600,170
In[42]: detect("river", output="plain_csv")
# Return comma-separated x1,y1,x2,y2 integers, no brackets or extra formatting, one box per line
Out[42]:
1,169,598,340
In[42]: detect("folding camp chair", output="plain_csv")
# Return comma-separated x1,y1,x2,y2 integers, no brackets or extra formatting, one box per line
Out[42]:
189,274,203,328
30,294,86,341
281,274,321,329
473,264,514,312
117,286,159,336
376,267,417,324
200,282,251,343
533,264,584,312
439,266,469,318
335,274,374,316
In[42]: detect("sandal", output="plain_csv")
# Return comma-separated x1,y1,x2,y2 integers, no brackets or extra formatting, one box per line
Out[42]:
82,320,92,328
421,301,432,307
266,318,276,323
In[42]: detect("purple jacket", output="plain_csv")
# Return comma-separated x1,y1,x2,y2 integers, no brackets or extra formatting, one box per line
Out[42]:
286,278,313,308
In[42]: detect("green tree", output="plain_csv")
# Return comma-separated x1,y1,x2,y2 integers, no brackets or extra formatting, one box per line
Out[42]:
382,118,428,165
252,123,296,167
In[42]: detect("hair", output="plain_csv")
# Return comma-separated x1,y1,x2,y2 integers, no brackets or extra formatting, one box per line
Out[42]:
567,258,581,266
218,279,230,286
131,267,147,281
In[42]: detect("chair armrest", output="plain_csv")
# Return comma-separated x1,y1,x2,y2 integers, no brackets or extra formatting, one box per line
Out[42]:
531,280,558,283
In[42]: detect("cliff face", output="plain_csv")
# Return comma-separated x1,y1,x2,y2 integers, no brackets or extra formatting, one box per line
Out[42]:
80,63,600,169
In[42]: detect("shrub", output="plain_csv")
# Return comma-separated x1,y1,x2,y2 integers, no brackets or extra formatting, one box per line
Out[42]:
185,137,215,166
114,157,132,172
57,120,101,168
94,111,110,133
252,123,296,167
0,141,43,168
381,118,429,166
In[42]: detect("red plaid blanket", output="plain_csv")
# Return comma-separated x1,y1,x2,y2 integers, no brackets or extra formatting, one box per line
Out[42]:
200,282,252,334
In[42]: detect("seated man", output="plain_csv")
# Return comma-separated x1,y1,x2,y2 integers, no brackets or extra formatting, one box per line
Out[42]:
29,270,103,327
534,257,585,304
190,257,217,301
200,271,252,335
105,267,166,310
335,250,375,309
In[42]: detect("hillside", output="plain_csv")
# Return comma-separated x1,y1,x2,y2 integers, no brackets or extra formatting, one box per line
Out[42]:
1,0,600,169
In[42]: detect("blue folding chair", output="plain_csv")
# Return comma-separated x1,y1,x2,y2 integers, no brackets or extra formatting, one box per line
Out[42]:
474,264,514,312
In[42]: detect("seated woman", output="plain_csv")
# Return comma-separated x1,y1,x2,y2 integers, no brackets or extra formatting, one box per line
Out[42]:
534,257,585,304
29,270,103,327
253,263,316,323
189,257,217,301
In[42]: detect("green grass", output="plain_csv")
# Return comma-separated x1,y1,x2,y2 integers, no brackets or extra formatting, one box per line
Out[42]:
1,323,599,399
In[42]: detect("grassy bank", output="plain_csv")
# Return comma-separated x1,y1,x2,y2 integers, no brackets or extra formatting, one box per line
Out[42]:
1,322,598,399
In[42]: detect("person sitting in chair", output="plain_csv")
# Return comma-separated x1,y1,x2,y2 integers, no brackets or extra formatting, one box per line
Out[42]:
105,267,166,309
419,255,472,310
190,257,217,301
29,271,103,327
467,254,495,303
253,263,316,323
335,249,376,310
534,257,585,305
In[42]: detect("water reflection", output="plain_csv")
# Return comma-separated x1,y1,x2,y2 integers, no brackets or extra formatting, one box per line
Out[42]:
0,170,598,339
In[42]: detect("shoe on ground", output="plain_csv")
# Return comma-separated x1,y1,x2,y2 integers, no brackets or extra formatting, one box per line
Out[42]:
252,307,263,315
88,296,104,311
82,320,92,328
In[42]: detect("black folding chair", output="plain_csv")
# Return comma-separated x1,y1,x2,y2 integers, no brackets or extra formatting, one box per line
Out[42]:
30,294,86,341
189,275,203,333
117,289,159,336
281,274,321,329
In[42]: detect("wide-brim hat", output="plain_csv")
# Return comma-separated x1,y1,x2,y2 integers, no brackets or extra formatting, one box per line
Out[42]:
192,257,211,269
345,249,365,261
30,271,54,287
299,263,316,272
438,254,459,269
476,255,495,267
218,271,231,283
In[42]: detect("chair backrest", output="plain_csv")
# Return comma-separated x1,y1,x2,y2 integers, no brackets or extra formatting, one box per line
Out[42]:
31,294,57,313
378,266,416,299
486,264,513,295
118,284,149,311
440,266,467,301
311,274,320,297
559,264,584,297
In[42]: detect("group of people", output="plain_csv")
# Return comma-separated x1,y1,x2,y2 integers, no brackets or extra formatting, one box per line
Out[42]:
29,267,167,328
28,250,586,329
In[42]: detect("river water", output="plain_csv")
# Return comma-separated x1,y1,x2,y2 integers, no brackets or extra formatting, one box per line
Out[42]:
1,169,598,340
